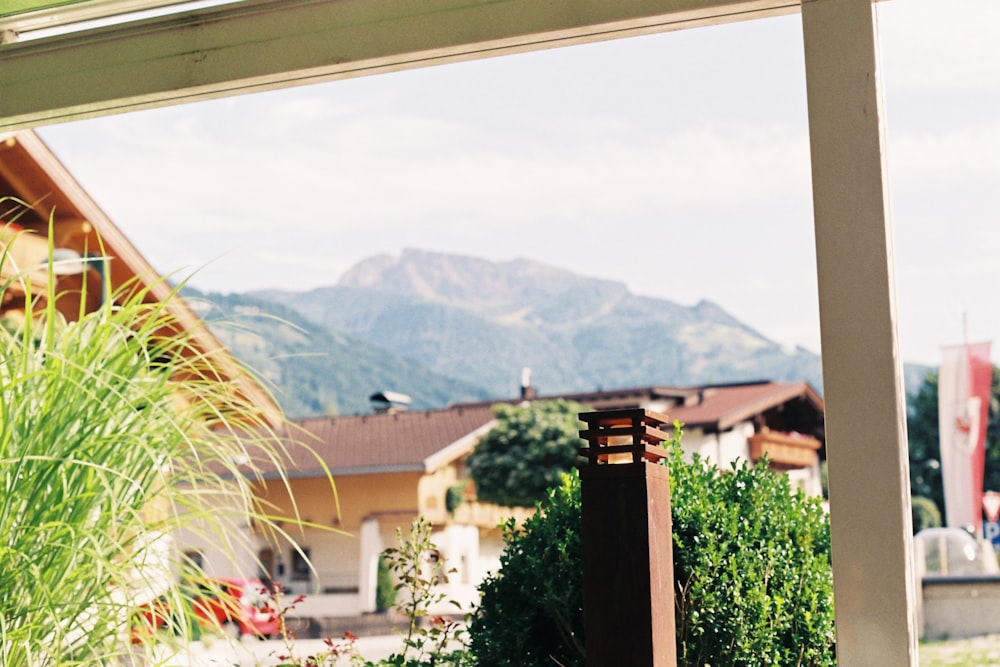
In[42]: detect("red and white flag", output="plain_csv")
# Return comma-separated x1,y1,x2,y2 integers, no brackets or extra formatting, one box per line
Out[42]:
939,342,992,531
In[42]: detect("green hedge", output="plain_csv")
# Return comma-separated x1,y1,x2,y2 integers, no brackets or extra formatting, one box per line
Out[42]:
469,443,835,666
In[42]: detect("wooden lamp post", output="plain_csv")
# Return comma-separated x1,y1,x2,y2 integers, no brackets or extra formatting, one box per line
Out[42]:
578,408,677,667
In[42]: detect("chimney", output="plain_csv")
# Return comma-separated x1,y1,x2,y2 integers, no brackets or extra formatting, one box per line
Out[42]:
520,367,536,400
369,391,412,414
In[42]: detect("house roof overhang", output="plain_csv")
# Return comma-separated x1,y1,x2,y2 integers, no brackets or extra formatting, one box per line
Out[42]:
671,381,824,434
250,404,498,479
0,129,283,425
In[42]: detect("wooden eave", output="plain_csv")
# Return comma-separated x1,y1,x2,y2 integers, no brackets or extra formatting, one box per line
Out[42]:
0,129,282,425
702,383,824,432
748,428,822,471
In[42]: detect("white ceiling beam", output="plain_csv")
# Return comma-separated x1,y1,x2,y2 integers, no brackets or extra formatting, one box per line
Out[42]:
0,0,798,131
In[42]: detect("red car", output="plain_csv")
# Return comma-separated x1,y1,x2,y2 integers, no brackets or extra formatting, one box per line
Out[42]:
192,577,282,638
131,577,281,642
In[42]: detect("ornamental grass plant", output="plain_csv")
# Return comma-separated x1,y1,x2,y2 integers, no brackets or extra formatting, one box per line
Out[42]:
0,212,329,665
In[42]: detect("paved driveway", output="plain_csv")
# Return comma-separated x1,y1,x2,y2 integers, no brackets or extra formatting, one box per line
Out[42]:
153,635,403,666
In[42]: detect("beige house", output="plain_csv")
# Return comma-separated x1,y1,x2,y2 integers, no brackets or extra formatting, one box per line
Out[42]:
557,381,826,495
223,401,524,615
218,380,824,615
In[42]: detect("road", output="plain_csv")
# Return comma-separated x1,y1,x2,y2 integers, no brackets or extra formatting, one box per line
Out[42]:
152,634,404,665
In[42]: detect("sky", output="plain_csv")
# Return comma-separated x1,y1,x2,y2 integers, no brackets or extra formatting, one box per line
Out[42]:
31,0,1000,368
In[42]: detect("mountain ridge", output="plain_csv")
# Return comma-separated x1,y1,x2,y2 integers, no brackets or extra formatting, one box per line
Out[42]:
196,248,931,416
248,249,839,405
185,288,491,418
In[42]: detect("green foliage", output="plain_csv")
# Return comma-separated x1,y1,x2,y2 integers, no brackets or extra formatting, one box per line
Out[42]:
908,372,945,515
912,495,943,533
376,551,398,612
669,446,835,666
468,439,835,666
468,474,584,667
273,518,471,666
467,400,585,507
0,217,327,664
445,484,466,514
370,517,472,666
907,367,1000,522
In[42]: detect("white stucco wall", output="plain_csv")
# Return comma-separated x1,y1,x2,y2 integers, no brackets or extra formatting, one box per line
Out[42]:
680,422,823,497
681,423,755,469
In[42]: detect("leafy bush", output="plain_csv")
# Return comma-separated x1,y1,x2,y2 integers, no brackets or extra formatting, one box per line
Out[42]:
467,400,584,507
670,447,835,666
912,495,942,533
468,442,835,666
469,475,584,666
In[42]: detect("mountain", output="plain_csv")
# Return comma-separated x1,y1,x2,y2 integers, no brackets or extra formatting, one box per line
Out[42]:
184,289,491,418
250,249,829,401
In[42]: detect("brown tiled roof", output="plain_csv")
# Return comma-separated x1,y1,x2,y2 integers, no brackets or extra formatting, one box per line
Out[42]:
458,381,823,433
455,386,698,412
667,382,823,431
261,404,497,477
252,381,821,478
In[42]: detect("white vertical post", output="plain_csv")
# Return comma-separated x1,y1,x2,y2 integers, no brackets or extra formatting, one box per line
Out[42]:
358,518,383,613
801,1,918,664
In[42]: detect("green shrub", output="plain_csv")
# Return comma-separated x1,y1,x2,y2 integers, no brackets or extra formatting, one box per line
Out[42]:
469,475,584,666
467,400,584,507
911,495,942,533
468,442,835,666
375,551,398,612
0,216,328,664
446,484,466,514
670,447,835,666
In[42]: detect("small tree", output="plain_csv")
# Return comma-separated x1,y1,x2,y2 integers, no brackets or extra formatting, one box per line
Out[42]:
912,495,943,533
466,400,584,507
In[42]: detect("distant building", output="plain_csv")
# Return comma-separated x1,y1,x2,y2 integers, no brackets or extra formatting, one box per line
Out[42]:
198,380,823,614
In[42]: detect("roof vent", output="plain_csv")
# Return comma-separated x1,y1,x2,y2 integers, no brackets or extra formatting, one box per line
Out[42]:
520,367,536,400
369,391,412,414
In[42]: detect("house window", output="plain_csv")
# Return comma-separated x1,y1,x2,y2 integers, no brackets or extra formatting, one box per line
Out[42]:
424,548,445,585
183,549,204,571
258,547,276,584
291,548,311,581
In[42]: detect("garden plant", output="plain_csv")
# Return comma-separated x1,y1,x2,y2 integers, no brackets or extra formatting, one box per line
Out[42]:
0,212,328,664
469,426,836,666
268,517,472,667
466,400,585,507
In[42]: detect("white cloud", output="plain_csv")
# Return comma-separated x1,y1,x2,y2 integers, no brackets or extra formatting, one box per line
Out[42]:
46,107,811,242
877,0,1000,93
32,5,1000,367
888,122,1000,186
